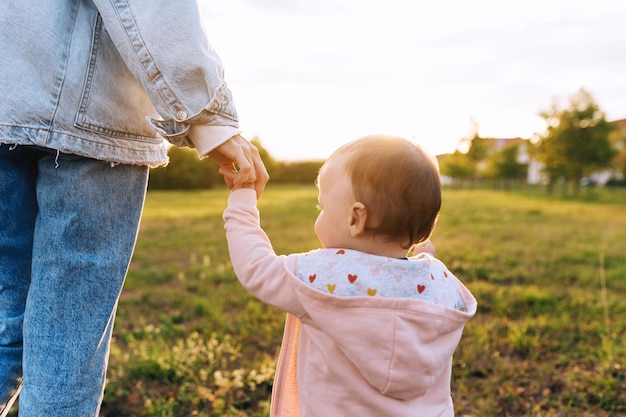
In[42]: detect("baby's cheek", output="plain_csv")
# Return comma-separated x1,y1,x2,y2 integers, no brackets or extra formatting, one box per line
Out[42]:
313,215,325,245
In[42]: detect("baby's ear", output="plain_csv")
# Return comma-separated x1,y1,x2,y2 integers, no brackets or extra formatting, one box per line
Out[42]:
348,202,367,237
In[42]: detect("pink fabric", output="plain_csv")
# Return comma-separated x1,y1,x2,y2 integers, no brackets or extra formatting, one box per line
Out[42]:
224,189,477,417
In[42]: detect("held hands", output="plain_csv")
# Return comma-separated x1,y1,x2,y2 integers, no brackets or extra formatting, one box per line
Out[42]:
208,134,269,197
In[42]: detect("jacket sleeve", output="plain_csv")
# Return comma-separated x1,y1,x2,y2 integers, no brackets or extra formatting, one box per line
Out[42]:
223,189,308,318
91,0,239,152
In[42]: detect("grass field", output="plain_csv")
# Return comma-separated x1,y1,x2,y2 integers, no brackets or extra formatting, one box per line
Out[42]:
95,185,625,417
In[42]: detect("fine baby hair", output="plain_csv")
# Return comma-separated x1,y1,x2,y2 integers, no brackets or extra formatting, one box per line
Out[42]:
322,134,442,249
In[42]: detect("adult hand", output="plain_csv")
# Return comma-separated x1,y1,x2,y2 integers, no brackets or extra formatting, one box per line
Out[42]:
208,134,268,197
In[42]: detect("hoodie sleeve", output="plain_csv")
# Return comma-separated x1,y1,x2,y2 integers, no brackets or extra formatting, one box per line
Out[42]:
91,0,239,150
223,189,307,318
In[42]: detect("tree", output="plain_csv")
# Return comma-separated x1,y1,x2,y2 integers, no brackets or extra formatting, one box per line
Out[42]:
250,137,279,178
457,121,490,181
464,133,490,171
484,144,528,189
534,88,616,195
439,150,474,187
441,130,491,187
272,160,324,184
608,123,626,185
611,146,626,185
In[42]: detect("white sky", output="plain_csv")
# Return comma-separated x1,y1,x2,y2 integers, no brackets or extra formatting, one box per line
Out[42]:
198,0,626,161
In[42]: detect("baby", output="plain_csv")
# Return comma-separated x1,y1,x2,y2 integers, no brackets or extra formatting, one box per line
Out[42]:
222,134,477,417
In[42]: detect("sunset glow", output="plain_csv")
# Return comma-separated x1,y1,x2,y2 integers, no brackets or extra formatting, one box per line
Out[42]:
199,0,626,160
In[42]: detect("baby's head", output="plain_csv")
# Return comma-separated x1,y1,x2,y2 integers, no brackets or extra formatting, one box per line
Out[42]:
315,135,441,252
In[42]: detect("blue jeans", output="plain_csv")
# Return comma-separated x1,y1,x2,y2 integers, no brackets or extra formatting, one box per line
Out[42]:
0,145,148,416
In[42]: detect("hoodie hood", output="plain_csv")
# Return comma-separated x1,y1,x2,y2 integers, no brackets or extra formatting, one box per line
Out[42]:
292,250,477,400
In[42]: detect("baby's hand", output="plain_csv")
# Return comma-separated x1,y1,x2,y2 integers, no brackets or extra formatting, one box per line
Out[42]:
207,134,269,198
219,167,258,192
410,240,436,257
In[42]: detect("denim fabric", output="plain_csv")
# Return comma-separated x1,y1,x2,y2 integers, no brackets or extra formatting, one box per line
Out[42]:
0,144,148,416
0,0,239,167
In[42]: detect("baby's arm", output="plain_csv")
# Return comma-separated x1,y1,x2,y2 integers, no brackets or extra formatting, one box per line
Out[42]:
223,189,306,317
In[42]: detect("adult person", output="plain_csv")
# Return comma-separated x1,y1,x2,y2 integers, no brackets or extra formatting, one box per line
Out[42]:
0,1,268,416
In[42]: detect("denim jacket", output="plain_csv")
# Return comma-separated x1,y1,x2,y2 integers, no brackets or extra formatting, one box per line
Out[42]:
0,0,239,167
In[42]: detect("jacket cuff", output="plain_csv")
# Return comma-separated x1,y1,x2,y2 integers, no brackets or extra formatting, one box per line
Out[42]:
148,112,239,157
148,117,190,141
189,125,240,158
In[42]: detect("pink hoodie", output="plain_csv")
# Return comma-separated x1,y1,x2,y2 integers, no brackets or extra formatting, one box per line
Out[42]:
224,189,477,417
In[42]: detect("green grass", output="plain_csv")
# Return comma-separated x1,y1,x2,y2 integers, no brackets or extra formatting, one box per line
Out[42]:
95,185,626,417
436,189,626,417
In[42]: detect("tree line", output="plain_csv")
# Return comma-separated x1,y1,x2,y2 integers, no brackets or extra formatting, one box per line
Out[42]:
439,88,626,195
148,139,322,190
149,88,626,194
